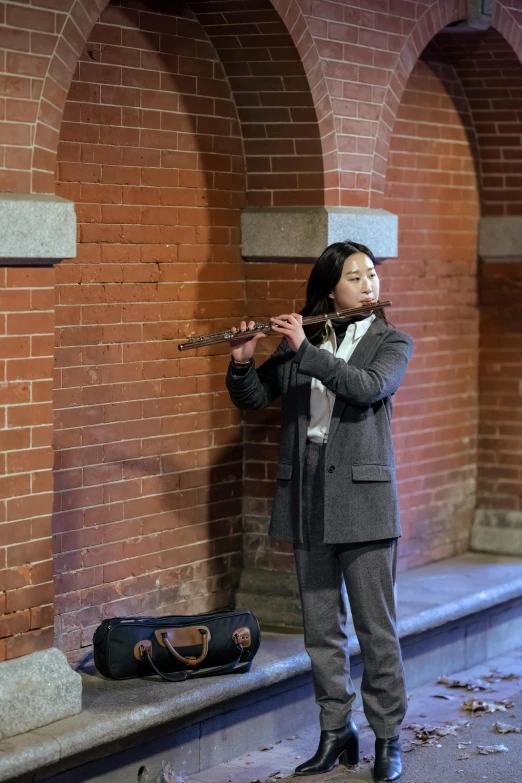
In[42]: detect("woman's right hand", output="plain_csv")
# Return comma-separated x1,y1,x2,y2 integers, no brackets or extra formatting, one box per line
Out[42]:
229,320,266,362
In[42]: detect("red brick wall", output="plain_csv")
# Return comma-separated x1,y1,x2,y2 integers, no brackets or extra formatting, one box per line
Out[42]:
436,28,522,216
53,0,248,663
0,267,55,661
191,0,324,207
4,0,522,203
478,261,522,512
242,265,305,572
297,0,468,207
431,26,522,517
0,0,472,202
382,47,480,567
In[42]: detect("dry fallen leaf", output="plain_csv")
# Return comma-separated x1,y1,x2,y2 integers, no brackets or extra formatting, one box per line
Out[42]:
437,676,493,692
492,721,522,734
477,744,509,754
461,698,514,714
436,725,460,737
406,722,461,746
259,745,273,752
482,670,520,683
457,752,471,760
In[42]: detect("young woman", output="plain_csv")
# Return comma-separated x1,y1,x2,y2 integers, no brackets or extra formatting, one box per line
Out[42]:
226,241,413,783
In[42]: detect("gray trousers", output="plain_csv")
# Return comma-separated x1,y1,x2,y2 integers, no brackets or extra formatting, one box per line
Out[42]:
294,441,407,738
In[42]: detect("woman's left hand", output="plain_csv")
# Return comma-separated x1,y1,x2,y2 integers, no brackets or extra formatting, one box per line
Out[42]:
270,313,306,352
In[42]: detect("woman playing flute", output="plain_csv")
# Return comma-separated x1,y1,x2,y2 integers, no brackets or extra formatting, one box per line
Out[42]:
225,241,414,783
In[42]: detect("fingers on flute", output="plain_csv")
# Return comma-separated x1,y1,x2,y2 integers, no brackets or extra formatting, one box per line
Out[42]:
271,316,292,328
272,314,299,325
231,321,248,334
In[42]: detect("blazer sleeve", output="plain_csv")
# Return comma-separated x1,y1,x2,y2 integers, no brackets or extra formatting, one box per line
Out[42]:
293,330,414,407
226,340,289,410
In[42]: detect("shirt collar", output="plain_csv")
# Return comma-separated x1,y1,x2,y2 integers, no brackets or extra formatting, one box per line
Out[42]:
326,312,376,342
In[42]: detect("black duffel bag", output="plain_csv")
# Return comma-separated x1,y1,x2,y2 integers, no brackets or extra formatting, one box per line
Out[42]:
93,608,261,682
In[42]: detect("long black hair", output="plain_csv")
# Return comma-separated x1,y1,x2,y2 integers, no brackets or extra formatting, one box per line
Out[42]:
299,240,388,345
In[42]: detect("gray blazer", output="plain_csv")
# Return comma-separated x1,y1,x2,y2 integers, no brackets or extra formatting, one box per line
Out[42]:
226,318,414,545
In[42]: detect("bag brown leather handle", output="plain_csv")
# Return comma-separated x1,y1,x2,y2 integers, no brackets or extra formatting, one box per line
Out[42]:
138,644,253,682
155,626,210,667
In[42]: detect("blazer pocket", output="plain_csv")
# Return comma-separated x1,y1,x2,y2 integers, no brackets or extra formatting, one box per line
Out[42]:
352,464,393,482
276,462,293,480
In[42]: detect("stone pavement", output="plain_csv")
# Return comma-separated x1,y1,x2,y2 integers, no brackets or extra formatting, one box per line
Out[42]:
185,647,522,783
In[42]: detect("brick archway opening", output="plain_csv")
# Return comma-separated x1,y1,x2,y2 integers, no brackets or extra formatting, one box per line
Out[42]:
52,0,325,665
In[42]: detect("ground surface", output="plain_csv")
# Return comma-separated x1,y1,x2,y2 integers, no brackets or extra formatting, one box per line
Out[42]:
185,648,522,783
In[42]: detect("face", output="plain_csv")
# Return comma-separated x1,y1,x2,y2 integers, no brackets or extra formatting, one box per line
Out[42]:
329,252,379,312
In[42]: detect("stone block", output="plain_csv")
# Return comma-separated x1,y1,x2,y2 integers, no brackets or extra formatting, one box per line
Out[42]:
471,509,522,555
479,216,522,259
199,677,317,769
241,207,398,262
0,193,76,263
236,568,303,629
0,647,82,741
33,725,200,783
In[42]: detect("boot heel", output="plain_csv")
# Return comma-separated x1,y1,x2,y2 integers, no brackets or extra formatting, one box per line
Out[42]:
340,736,359,767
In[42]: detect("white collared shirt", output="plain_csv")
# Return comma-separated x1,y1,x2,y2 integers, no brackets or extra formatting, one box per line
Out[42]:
307,313,376,443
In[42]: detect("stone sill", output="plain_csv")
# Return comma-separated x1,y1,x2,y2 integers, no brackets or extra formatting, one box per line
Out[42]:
0,193,76,264
2,552,522,782
479,216,522,258
241,206,399,261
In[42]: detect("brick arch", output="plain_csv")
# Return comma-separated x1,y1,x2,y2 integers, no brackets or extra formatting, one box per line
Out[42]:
494,1,522,63
270,0,337,201
32,0,111,193
32,0,330,204
432,26,522,217
188,0,330,207
370,0,467,208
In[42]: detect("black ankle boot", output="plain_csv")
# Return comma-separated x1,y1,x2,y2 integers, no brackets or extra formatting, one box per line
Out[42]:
372,736,402,782
294,718,359,776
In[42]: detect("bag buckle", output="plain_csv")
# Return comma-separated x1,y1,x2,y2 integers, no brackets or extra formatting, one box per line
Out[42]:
134,640,152,660
233,627,251,648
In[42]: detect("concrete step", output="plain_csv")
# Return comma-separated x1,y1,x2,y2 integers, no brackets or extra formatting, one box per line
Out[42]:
184,645,522,783
2,553,522,783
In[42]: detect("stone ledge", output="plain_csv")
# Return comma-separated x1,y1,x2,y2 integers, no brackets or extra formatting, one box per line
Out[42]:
479,216,522,259
1,553,522,781
241,207,398,262
0,648,82,742
0,193,76,264
471,508,522,556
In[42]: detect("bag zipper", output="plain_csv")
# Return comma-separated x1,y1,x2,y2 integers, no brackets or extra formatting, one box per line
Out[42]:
114,610,249,627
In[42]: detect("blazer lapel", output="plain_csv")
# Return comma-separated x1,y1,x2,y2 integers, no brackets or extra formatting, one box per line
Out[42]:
326,318,388,450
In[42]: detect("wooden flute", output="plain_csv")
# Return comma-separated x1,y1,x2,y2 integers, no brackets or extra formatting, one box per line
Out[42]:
177,300,391,352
